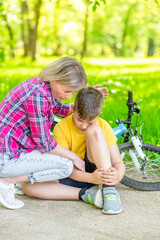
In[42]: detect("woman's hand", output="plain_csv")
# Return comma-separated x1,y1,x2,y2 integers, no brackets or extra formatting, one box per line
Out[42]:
67,102,74,116
102,167,120,185
72,156,85,172
94,84,109,99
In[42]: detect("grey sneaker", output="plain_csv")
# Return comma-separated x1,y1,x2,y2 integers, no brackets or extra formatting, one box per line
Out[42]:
102,187,122,214
0,182,24,209
81,186,103,208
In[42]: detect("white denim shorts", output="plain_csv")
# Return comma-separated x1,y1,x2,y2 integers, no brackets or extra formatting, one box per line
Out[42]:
0,150,73,184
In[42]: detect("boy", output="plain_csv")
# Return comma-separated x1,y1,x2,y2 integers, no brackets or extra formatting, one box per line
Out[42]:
22,86,125,214
53,86,125,214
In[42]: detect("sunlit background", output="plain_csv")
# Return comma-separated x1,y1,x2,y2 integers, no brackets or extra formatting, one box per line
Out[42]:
0,0,160,144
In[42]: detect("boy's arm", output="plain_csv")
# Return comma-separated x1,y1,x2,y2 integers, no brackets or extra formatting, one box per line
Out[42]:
69,166,108,185
102,143,125,185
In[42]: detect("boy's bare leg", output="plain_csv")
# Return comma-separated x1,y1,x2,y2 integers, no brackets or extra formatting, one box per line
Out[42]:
85,124,122,214
22,182,80,200
85,124,111,170
22,181,104,209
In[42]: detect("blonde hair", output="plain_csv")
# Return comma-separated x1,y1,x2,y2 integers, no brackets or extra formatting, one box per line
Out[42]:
38,57,87,89
74,86,103,121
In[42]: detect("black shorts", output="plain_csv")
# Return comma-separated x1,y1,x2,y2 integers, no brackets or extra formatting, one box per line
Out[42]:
84,152,97,173
59,152,97,189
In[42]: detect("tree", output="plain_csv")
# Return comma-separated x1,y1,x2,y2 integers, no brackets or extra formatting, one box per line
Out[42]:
0,1,16,58
81,0,89,59
20,0,42,60
53,0,62,55
1,0,160,59
147,38,155,56
21,0,29,57
80,0,106,59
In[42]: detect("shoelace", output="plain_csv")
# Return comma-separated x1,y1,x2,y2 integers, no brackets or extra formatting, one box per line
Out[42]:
104,194,117,202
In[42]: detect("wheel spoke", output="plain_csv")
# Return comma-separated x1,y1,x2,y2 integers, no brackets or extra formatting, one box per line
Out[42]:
119,143,160,190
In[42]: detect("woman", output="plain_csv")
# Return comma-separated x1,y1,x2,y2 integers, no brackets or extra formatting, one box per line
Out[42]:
0,57,108,209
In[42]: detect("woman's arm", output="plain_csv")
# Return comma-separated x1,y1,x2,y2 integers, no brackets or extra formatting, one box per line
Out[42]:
50,144,85,171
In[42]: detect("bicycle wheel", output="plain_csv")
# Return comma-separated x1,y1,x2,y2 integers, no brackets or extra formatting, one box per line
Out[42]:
119,142,160,191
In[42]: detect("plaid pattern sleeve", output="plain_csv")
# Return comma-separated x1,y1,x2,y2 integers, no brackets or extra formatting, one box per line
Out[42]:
24,92,58,153
51,98,69,118
0,77,69,158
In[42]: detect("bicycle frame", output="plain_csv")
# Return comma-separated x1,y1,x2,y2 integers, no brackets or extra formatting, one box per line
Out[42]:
113,91,148,173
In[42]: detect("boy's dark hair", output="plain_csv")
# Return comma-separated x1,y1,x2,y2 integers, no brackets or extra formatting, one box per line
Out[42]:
74,86,103,120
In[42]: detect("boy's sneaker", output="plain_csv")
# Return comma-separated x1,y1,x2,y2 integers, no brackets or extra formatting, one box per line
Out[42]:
102,187,122,214
0,181,24,209
81,186,103,208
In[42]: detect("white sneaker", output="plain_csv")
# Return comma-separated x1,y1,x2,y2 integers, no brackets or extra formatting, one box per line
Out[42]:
0,182,24,209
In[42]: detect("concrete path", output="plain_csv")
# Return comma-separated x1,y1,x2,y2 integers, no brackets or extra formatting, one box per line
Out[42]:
0,184,160,240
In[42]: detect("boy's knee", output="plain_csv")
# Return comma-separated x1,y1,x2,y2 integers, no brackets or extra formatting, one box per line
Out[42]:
85,124,102,138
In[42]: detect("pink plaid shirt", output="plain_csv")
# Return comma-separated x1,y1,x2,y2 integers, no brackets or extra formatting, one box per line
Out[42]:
0,77,69,158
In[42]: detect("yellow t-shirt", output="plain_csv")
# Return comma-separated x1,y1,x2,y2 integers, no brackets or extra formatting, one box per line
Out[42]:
53,114,117,160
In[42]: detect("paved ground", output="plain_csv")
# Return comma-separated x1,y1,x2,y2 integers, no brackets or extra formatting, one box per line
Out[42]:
0,183,160,240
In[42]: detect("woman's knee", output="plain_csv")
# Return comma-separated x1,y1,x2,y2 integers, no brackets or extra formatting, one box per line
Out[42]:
64,158,73,177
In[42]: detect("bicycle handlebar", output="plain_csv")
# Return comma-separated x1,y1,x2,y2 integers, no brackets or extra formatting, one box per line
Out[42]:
116,90,141,129
127,91,134,107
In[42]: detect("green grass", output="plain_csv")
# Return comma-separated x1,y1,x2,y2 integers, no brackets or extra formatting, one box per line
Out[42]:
0,56,160,144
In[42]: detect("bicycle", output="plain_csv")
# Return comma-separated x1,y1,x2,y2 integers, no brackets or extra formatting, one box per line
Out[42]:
52,91,160,191
113,91,160,191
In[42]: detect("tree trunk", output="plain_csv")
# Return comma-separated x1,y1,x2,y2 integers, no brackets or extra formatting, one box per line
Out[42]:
20,0,42,60
53,0,62,56
147,38,155,56
81,3,89,60
120,6,132,56
30,0,42,61
2,13,15,58
21,1,29,57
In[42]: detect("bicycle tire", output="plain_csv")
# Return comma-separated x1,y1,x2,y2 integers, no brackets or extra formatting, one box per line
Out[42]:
118,142,160,191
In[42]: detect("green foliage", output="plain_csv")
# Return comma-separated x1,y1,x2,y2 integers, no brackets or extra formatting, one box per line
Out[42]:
0,0,160,59
0,56,159,144
83,57,160,144
90,1,100,12
89,0,106,12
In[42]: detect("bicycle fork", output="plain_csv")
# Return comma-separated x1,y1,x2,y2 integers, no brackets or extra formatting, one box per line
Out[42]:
114,124,148,175
129,135,148,174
